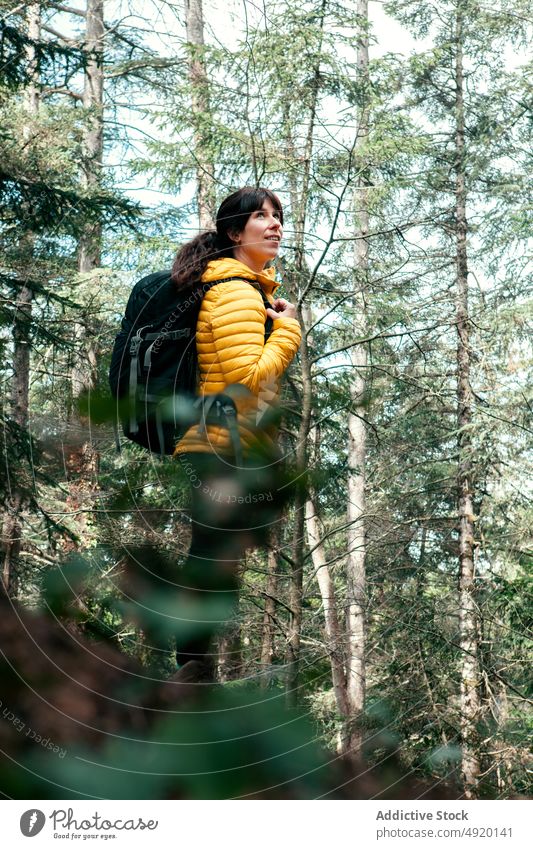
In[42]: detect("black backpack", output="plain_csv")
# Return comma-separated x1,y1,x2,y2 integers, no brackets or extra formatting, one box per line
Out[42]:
109,270,273,456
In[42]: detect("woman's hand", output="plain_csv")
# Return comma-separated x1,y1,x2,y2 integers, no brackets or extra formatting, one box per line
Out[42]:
266,298,298,321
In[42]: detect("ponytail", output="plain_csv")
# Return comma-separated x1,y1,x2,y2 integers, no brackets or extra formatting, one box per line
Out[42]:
171,230,230,290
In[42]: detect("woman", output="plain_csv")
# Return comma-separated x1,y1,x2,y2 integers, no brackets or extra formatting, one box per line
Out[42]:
171,187,301,681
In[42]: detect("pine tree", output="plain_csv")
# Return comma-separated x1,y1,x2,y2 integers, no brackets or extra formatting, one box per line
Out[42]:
0,2,138,591
2,3,41,593
381,0,531,795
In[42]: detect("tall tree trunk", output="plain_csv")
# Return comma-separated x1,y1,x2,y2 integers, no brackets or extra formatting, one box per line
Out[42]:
185,0,216,229
74,0,104,395
305,494,349,724
2,275,32,592
283,0,327,706
455,2,481,799
285,329,312,705
2,3,41,594
344,0,369,756
300,287,350,730
78,0,104,275
259,529,281,687
62,0,104,555
75,0,104,374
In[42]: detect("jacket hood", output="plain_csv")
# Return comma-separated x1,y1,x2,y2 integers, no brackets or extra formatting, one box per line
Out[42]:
201,258,280,297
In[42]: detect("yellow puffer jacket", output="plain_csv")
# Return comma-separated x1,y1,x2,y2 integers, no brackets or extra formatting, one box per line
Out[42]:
174,258,301,457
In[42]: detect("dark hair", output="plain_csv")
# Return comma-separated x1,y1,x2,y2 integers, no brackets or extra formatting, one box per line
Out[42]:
171,186,283,290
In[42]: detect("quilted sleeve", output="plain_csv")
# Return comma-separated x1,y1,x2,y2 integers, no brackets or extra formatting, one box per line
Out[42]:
206,279,301,395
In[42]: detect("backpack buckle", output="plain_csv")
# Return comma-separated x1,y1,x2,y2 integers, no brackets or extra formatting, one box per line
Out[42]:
129,334,142,355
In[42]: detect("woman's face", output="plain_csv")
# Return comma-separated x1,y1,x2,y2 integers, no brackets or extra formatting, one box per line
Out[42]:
232,199,283,272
